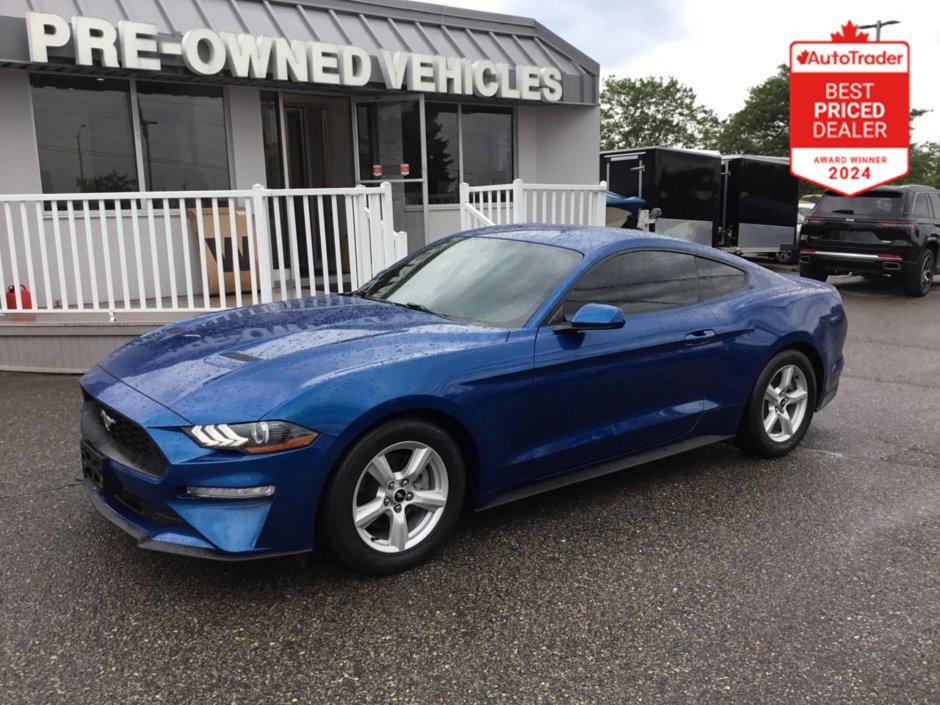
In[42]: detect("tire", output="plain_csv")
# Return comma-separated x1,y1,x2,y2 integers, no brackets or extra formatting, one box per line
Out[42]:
776,249,797,265
320,419,465,575
799,262,828,282
737,350,817,458
902,249,935,297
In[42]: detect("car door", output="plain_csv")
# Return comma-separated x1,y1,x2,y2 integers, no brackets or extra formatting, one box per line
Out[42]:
530,249,721,479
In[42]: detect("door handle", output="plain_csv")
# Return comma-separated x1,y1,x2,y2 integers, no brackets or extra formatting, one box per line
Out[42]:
684,329,716,345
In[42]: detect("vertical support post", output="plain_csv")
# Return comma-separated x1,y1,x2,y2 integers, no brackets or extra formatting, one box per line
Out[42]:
380,181,395,267
512,178,525,224
251,184,274,303
595,181,608,226
459,182,470,231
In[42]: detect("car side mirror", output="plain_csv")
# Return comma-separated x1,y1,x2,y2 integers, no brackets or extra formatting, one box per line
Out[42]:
554,303,626,334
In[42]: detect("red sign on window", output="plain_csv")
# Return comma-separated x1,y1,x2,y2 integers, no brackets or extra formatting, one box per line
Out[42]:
372,164,383,178
790,22,909,195
400,163,410,176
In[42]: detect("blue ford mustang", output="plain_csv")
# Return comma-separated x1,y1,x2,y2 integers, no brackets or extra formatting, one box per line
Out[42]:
80,226,847,574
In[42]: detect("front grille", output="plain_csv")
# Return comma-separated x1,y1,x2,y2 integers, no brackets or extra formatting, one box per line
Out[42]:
81,396,168,478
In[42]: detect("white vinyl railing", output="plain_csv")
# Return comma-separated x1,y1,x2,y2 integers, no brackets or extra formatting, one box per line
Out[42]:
0,183,406,315
459,179,607,231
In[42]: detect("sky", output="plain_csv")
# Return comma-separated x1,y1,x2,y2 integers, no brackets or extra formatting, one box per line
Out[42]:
421,0,940,143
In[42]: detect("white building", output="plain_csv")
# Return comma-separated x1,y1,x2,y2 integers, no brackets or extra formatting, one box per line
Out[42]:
0,0,600,371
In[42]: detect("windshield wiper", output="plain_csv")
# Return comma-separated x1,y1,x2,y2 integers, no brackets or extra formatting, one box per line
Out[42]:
382,300,451,319
402,302,445,316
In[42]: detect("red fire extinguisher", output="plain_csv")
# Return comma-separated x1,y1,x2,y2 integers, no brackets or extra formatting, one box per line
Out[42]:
5,284,33,310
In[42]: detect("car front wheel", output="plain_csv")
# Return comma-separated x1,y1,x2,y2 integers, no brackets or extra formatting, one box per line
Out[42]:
320,419,465,575
737,350,817,458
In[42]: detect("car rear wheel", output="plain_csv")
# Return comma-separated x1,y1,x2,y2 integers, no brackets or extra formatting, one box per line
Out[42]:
737,350,817,458
320,419,465,575
799,262,828,282
902,250,935,297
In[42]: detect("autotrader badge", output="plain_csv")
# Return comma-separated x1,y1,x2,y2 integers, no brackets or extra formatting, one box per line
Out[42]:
789,21,910,195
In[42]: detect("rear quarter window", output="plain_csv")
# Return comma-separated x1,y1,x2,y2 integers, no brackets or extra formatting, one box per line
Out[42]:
696,257,747,301
930,192,940,219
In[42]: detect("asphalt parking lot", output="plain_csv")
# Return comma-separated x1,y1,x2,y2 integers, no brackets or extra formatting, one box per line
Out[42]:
1,274,938,705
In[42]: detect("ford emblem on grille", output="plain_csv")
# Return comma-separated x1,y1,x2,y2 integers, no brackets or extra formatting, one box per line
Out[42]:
100,409,116,432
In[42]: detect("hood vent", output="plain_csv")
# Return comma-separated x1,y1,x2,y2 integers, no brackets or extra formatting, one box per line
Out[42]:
221,352,262,363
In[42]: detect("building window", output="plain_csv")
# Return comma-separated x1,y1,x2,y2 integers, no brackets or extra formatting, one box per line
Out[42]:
31,75,138,193
136,82,229,191
260,91,285,189
30,74,231,194
425,104,459,205
461,105,513,188
423,103,514,204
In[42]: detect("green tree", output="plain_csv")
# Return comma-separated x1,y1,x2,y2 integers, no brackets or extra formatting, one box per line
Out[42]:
716,65,790,156
600,76,721,151
901,141,940,188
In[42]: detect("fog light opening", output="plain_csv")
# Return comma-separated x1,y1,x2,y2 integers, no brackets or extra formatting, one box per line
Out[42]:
186,485,276,499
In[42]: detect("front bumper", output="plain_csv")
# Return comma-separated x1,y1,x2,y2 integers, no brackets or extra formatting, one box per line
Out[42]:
79,366,337,560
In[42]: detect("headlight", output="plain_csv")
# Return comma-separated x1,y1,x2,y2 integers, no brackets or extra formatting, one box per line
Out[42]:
185,421,319,454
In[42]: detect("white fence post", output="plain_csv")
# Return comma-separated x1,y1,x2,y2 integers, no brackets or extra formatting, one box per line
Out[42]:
251,184,274,303
512,178,526,223
394,232,408,261
459,182,470,231
595,180,608,226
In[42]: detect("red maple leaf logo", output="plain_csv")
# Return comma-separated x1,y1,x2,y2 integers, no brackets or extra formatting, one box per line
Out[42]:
831,21,870,42
796,49,810,64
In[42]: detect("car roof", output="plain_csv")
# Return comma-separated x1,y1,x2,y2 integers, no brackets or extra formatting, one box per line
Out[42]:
461,224,697,255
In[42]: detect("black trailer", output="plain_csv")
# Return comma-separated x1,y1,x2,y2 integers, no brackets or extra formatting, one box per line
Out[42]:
600,147,721,246
719,155,798,260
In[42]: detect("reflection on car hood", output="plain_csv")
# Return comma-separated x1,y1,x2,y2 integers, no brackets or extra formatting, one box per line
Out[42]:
99,295,503,421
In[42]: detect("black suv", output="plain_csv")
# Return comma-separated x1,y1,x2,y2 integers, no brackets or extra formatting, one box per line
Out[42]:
799,185,939,297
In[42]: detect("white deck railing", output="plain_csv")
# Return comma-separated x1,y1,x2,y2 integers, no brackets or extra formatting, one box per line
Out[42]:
0,183,406,315
459,179,607,231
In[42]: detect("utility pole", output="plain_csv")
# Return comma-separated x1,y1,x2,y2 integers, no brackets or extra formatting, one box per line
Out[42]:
859,19,900,41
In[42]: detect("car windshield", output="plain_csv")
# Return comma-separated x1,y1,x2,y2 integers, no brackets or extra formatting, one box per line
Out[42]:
357,236,581,328
813,191,902,217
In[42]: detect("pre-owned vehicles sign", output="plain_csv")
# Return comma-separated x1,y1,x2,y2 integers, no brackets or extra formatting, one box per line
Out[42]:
790,22,909,196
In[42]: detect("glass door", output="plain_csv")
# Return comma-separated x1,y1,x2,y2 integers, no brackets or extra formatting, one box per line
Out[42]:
353,96,427,251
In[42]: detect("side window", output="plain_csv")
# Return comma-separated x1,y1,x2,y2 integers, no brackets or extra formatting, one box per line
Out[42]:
561,250,698,320
696,257,747,301
912,193,932,219
928,192,940,220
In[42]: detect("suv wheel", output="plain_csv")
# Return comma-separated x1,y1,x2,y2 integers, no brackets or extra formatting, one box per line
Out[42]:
799,262,828,282
902,250,935,297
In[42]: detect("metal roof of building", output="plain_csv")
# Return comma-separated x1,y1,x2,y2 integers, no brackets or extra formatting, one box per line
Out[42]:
0,0,599,104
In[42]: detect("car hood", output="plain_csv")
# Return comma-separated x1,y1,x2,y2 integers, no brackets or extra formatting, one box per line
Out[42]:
98,295,505,423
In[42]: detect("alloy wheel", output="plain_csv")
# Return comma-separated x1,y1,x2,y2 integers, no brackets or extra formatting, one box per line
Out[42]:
352,441,449,553
921,253,935,293
762,364,810,443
